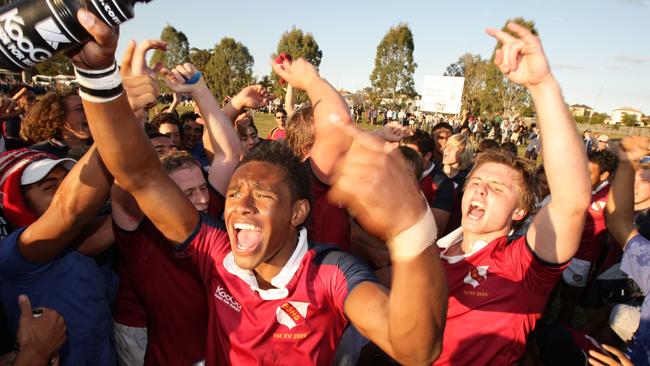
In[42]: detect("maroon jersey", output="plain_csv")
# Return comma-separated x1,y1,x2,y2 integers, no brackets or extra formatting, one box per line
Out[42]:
575,183,610,262
113,190,225,365
178,215,377,365
267,128,287,141
305,160,351,251
419,163,455,213
434,232,567,365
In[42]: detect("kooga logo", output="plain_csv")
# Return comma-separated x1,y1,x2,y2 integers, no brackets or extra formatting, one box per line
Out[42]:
215,286,241,312
0,8,52,66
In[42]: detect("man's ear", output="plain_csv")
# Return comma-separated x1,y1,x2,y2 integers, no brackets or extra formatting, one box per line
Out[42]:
291,199,310,227
600,171,610,183
512,207,527,222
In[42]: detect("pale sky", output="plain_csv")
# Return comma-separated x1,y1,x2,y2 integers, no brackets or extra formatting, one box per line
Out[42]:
117,0,650,115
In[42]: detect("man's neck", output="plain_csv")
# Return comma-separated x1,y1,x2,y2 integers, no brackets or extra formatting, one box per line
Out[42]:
443,163,460,178
635,201,650,212
458,228,510,255
253,231,299,290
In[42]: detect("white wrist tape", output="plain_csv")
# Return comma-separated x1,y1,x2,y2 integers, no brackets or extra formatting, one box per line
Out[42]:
388,204,437,261
74,61,124,103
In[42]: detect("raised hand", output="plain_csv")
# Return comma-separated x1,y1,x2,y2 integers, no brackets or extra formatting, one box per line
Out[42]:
231,85,274,111
120,39,167,77
270,57,319,91
119,40,162,119
160,63,206,95
70,9,118,70
328,121,426,242
617,136,650,167
486,22,552,89
15,295,66,363
373,121,412,143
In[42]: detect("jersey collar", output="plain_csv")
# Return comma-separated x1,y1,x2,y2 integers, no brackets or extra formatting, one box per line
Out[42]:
223,227,308,301
437,227,489,264
592,180,609,195
421,161,436,180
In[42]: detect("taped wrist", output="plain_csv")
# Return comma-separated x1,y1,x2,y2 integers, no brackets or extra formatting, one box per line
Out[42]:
388,203,437,261
74,61,124,103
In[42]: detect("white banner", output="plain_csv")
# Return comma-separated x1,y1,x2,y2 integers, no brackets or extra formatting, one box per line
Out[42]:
420,76,464,114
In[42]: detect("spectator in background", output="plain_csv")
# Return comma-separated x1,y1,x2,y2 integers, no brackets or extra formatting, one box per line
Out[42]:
431,122,453,162
20,91,91,159
525,123,541,161
584,129,595,152
236,122,260,155
599,136,650,366
180,112,209,170
267,108,288,141
558,151,618,326
597,134,610,152
441,133,474,235
477,139,499,154
150,112,182,148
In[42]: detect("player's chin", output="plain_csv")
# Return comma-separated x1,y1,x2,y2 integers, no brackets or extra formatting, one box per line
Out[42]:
232,253,263,271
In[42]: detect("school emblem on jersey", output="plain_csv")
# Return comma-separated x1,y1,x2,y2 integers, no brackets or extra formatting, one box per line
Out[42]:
276,301,309,329
591,201,606,212
464,265,489,288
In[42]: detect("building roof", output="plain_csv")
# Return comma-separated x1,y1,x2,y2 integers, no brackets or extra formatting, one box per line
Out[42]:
570,104,592,109
613,107,642,113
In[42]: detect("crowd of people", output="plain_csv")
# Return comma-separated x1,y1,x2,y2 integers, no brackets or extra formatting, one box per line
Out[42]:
0,9,647,366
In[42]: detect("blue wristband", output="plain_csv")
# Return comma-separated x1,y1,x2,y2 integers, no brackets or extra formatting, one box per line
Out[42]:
185,72,202,85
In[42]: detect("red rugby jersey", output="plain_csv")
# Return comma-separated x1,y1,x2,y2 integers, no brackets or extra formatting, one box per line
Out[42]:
434,230,566,365
178,215,377,366
574,183,610,262
112,190,225,365
304,160,351,251
419,163,455,213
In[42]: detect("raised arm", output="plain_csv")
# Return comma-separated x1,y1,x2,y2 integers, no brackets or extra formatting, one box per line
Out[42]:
18,145,112,262
272,59,354,184
284,83,295,118
606,136,650,246
161,64,243,195
486,23,591,263
71,10,197,244
329,123,446,365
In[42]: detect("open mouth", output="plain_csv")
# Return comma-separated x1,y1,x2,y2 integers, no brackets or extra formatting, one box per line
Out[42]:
467,201,486,220
233,222,263,253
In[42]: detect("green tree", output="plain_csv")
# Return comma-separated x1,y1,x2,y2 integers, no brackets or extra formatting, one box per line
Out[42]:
34,54,73,76
150,25,190,69
443,53,489,116
370,23,418,101
189,48,212,72
622,113,639,126
588,113,607,125
204,37,254,101
483,17,538,117
271,27,323,103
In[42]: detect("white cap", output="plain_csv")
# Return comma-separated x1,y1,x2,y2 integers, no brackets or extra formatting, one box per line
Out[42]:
20,158,76,186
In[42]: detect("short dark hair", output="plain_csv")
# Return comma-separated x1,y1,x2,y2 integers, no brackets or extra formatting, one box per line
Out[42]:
402,129,434,157
499,141,518,156
150,112,181,130
432,122,453,134
588,150,618,176
477,139,499,153
160,150,200,175
180,112,199,124
275,108,287,116
238,141,310,203
398,146,423,180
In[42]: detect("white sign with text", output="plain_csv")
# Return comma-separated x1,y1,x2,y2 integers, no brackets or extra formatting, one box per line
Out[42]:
420,76,464,114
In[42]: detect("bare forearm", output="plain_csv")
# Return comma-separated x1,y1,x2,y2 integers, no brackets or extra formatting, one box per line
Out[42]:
284,84,295,117
82,94,163,191
193,88,241,163
388,247,446,364
305,77,353,181
531,78,591,209
19,146,112,262
606,160,637,245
